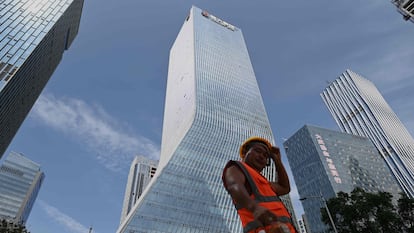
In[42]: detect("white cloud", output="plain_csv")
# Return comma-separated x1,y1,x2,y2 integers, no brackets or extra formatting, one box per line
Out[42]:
31,93,160,172
38,201,93,233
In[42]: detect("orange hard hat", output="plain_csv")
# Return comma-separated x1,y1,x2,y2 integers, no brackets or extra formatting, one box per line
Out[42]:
239,136,272,159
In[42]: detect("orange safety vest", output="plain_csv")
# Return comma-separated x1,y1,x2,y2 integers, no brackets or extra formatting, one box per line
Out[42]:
223,161,297,233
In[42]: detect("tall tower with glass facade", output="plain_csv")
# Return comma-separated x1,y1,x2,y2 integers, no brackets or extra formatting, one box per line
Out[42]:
0,151,44,224
119,156,158,224
0,0,84,158
117,6,295,233
321,69,414,198
284,125,401,233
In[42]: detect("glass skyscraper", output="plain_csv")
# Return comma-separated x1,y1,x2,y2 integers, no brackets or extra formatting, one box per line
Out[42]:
321,69,414,198
0,0,84,158
117,6,295,233
0,151,44,224
120,156,158,224
284,125,401,233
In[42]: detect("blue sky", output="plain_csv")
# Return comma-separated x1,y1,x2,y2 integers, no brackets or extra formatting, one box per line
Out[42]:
3,1,414,233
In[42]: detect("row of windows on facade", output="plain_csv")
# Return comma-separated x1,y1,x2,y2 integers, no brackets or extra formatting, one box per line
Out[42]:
0,0,70,66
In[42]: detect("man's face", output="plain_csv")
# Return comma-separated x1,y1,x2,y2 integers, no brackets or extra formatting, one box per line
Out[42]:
244,142,270,171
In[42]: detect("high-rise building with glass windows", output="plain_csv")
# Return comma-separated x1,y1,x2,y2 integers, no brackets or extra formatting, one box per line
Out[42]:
284,125,401,233
120,156,158,225
321,69,414,198
0,151,44,224
0,0,84,158
117,6,295,233
392,0,414,23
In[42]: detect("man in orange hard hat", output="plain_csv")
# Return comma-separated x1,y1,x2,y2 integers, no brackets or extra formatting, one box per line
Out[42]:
222,137,297,233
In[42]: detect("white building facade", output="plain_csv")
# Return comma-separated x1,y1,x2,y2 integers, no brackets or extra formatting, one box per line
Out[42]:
321,69,414,198
119,156,158,224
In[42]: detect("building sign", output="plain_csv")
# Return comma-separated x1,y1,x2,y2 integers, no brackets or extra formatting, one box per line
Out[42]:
201,10,236,31
315,134,342,184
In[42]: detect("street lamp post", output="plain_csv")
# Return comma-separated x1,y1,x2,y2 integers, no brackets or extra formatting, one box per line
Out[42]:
299,195,338,233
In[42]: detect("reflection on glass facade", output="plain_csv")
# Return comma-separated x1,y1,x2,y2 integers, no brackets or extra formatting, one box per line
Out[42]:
321,69,414,198
117,6,295,233
120,156,158,225
284,125,402,233
0,0,84,157
0,151,44,224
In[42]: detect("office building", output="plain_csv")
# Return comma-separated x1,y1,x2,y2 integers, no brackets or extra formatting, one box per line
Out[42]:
392,0,414,23
117,6,295,233
284,125,402,233
0,151,44,224
119,156,158,224
0,0,84,158
321,69,414,198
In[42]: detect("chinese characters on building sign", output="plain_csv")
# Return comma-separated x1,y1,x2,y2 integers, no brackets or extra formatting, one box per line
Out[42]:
315,134,342,184
201,10,236,31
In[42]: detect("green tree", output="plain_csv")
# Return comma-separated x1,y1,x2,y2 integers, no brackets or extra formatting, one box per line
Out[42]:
321,187,401,233
0,220,30,233
398,193,414,233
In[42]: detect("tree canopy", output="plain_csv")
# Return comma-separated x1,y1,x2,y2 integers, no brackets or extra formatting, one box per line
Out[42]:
321,187,414,233
0,219,30,233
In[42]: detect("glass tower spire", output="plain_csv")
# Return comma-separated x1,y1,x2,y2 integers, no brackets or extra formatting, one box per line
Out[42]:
117,6,291,233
